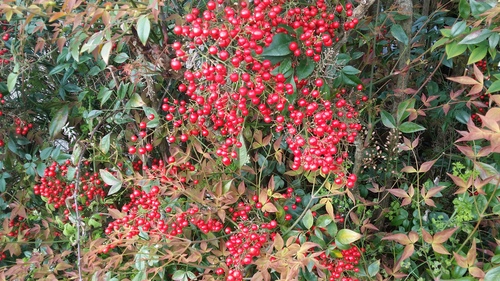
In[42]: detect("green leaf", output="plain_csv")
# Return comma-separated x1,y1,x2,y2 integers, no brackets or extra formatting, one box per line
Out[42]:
451,21,467,37
302,210,314,230
137,15,151,46
336,53,351,65
487,80,500,93
399,122,426,133
470,0,495,17
114,52,129,64
81,31,103,53
380,111,396,129
446,41,468,59
237,134,250,168
396,98,415,123
315,215,332,227
108,183,122,196
489,33,499,49
127,93,145,108
367,260,380,277
100,169,121,186
172,270,186,281
100,41,112,64
261,33,294,57
467,45,487,65
98,87,113,107
459,29,492,45
390,24,409,45
49,64,69,76
459,0,470,19
336,229,362,244
431,37,450,52
49,105,69,139
341,65,361,75
484,266,500,281
100,133,111,154
296,57,315,80
455,110,470,124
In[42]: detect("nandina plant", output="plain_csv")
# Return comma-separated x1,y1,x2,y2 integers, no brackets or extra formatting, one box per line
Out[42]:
0,0,373,280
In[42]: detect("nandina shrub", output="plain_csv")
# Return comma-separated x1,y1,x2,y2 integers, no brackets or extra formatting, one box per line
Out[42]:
0,0,373,280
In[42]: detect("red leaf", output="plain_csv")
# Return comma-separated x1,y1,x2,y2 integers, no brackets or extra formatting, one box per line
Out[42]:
421,228,432,243
443,103,451,115
433,227,458,244
382,233,411,245
394,244,414,272
387,188,409,198
418,159,437,173
447,76,480,85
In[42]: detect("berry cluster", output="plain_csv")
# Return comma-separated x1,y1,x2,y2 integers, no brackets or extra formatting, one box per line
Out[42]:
168,0,362,187
13,117,33,136
2,216,29,238
33,160,107,211
317,247,362,280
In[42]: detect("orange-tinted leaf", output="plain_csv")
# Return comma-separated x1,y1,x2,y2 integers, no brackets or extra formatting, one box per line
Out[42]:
387,188,409,198
419,159,437,173
395,244,414,272
326,201,335,221
49,11,67,22
426,186,447,199
466,240,477,266
454,252,468,268
262,202,277,213
469,84,484,95
421,228,433,243
447,173,469,191
469,267,485,278
450,89,465,100
447,76,480,85
401,165,417,173
433,227,458,244
408,231,419,243
473,64,484,84
424,199,436,207
490,94,500,106
432,243,450,255
443,103,451,115
455,145,476,158
273,233,284,250
382,233,411,245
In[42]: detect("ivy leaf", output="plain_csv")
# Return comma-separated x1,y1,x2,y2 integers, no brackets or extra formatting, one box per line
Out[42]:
390,24,409,45
137,15,151,46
